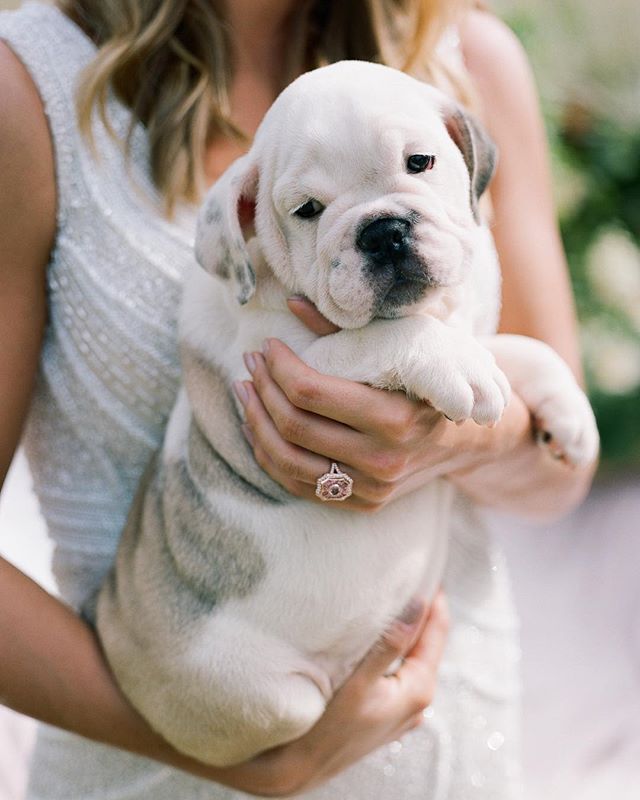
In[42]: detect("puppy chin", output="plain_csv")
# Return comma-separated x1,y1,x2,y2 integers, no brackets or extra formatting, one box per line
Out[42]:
322,262,377,329
316,295,375,330
393,286,460,321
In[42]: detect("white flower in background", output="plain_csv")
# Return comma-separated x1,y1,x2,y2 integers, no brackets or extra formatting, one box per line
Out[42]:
582,320,640,395
586,228,640,332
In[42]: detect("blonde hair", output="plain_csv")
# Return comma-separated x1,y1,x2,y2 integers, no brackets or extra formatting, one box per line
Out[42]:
59,0,473,213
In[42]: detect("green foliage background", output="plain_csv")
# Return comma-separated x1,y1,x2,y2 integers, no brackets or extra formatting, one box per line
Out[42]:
555,122,640,470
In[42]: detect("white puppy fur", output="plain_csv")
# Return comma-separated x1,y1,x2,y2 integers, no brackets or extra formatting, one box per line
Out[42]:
95,61,599,767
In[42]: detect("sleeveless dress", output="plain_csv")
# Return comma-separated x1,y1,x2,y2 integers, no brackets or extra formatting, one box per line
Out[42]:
0,4,523,798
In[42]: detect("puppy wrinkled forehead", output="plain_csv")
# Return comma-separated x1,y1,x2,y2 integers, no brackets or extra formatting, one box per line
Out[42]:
256,61,446,149
255,63,449,198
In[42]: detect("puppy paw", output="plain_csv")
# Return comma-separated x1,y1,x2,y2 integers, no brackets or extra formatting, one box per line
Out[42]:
410,339,511,426
533,385,599,467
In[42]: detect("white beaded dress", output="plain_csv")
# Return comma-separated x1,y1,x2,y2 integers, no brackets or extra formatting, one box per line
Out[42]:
0,3,523,798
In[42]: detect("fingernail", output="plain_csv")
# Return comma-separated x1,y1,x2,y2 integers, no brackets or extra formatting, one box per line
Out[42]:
397,597,424,626
233,380,249,407
287,294,306,302
243,352,257,374
241,424,255,446
262,339,271,356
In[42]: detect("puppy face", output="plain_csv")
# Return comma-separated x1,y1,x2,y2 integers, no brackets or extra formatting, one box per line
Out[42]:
196,61,496,329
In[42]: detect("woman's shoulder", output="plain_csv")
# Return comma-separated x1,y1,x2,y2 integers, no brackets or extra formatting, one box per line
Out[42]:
0,3,96,111
0,39,56,282
459,9,531,81
457,7,548,184
458,9,538,121
0,4,100,230
0,41,56,258
0,40,55,371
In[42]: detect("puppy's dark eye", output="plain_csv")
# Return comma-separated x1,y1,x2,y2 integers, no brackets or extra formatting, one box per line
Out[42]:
407,154,436,173
293,199,325,219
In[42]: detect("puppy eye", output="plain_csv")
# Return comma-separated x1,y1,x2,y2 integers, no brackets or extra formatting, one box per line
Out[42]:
293,199,325,219
407,154,436,173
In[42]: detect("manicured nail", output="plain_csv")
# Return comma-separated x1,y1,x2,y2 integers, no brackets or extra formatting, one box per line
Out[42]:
262,339,271,356
233,380,249,406
241,424,255,446
243,352,257,374
397,597,424,625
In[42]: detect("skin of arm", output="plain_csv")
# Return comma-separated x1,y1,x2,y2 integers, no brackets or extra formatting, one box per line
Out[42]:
240,10,597,521
0,41,449,795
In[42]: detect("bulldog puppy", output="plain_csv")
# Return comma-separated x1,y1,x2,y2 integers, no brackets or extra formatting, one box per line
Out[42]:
95,61,599,767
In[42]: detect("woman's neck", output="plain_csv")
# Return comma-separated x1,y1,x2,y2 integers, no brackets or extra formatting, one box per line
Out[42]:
225,0,298,76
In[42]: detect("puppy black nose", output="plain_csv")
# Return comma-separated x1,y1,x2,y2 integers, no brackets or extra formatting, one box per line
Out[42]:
357,218,411,265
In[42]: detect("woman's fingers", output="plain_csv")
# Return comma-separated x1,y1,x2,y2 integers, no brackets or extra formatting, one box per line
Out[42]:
238,353,413,504
236,380,389,509
354,598,430,683
286,296,340,336
240,338,452,509
387,592,449,717
348,592,448,722
261,338,420,439
405,591,449,667
244,352,364,467
236,380,330,483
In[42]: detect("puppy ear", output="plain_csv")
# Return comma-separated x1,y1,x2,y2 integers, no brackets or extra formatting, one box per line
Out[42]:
195,154,259,304
443,105,497,223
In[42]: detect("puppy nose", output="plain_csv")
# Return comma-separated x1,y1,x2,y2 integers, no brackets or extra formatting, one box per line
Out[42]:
357,218,411,265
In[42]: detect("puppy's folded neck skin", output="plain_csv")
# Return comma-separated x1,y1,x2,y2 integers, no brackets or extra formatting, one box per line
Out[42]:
195,61,498,331
245,239,290,312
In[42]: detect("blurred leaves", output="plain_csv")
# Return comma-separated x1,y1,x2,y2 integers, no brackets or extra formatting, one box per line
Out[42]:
554,110,640,469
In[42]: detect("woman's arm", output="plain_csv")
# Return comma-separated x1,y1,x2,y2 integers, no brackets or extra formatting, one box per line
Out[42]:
0,42,448,795
449,9,596,513
238,12,596,521
0,44,52,482
461,10,583,371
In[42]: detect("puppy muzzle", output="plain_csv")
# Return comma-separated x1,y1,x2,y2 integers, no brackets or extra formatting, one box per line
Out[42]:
356,215,433,314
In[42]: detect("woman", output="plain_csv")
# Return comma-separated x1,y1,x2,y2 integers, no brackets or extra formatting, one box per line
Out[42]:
0,0,595,798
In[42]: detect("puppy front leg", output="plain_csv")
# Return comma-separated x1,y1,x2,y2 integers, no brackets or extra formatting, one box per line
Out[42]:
484,334,599,466
302,316,511,427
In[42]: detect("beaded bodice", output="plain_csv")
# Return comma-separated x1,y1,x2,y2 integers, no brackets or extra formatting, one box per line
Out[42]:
1,5,522,799
2,3,196,594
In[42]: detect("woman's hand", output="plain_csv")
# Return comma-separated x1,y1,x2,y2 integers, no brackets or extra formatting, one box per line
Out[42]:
235,296,592,519
234,298,519,512
206,592,449,797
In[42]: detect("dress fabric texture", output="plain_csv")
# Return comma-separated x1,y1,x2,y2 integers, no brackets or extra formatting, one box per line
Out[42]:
0,4,523,798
